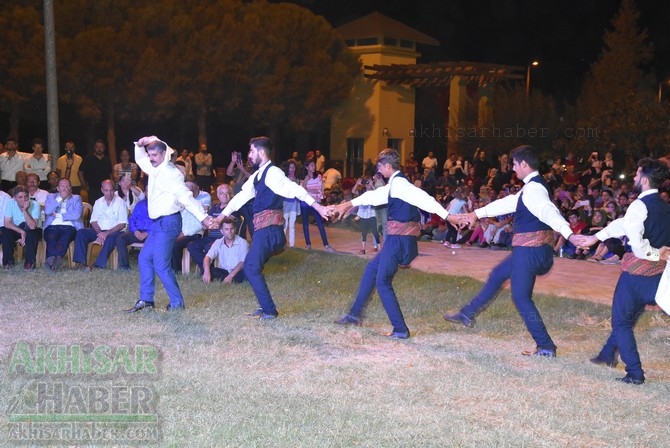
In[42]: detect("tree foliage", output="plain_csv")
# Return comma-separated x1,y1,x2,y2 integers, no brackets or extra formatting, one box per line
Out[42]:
576,0,668,165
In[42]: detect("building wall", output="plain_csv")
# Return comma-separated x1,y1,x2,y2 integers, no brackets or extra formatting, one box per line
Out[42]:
330,46,418,177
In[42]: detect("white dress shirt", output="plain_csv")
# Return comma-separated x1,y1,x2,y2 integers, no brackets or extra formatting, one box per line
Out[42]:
222,161,315,216
474,170,573,240
90,196,128,231
134,141,207,222
350,171,450,219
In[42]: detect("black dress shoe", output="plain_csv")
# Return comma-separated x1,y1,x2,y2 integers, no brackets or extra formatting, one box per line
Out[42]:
522,347,556,357
334,313,362,326
165,304,185,311
443,311,475,328
616,375,645,385
590,356,618,368
124,300,155,313
385,330,410,339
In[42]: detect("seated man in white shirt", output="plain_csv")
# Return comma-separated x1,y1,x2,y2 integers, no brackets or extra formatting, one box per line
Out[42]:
73,179,128,270
202,217,248,284
171,181,209,272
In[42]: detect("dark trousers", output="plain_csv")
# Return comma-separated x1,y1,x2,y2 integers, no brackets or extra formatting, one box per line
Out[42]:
301,202,329,247
596,272,661,380
460,246,557,350
359,216,379,246
187,236,218,273
139,213,183,306
210,267,246,283
244,225,286,316
238,200,254,239
73,228,123,268
171,234,201,272
44,225,76,258
115,231,145,269
2,223,39,265
348,239,409,333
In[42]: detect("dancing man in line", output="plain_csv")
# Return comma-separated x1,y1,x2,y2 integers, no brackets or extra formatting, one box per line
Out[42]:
444,145,588,356
330,148,461,339
125,136,213,313
213,136,329,319
581,158,670,384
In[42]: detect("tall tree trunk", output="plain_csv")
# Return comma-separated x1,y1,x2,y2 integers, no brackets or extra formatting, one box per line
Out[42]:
197,104,207,145
107,97,117,165
9,105,20,140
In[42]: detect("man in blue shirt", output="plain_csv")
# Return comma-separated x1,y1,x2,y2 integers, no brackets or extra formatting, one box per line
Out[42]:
115,198,151,270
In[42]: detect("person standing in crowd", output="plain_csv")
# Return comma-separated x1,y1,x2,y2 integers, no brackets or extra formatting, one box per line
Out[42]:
331,148,461,339
78,139,112,204
582,158,670,385
24,138,52,190
43,178,83,271
301,159,335,252
444,145,588,356
0,137,30,192
282,161,301,248
212,136,329,320
56,140,83,194
226,149,254,239
125,136,213,313
195,143,214,194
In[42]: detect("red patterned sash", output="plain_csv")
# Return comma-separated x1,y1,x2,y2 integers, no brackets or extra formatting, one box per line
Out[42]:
512,230,554,247
386,220,421,237
253,209,284,230
621,252,666,276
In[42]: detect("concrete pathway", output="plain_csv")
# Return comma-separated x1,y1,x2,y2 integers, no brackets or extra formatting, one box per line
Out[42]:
293,224,619,306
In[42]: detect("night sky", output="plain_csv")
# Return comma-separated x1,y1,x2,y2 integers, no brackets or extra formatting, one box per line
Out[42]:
290,0,670,102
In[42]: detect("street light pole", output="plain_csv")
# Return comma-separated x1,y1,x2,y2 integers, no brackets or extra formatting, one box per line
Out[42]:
525,60,539,98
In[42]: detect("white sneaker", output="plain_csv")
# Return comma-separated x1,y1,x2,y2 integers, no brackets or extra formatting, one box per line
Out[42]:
450,244,462,249
443,241,451,247
324,246,335,253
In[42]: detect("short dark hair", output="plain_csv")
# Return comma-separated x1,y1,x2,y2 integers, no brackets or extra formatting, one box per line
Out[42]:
6,136,17,145
31,138,44,147
249,136,273,156
638,157,669,189
510,145,539,170
146,141,167,153
11,185,28,197
375,148,401,170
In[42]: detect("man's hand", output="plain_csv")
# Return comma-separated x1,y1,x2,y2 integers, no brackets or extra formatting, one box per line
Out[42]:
136,136,159,147
202,271,212,284
446,214,465,229
17,230,26,246
94,231,108,245
571,234,597,249
659,246,670,261
134,230,148,241
328,202,353,222
202,216,215,230
313,203,330,221
66,157,74,168
223,274,234,284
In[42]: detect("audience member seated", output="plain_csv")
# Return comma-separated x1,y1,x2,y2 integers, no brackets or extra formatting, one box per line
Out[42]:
114,198,151,270
202,217,248,284
43,178,83,271
554,210,587,257
2,186,40,269
115,175,145,214
466,217,493,247
26,173,48,206
46,171,60,193
73,180,127,270
187,183,234,273
171,181,208,272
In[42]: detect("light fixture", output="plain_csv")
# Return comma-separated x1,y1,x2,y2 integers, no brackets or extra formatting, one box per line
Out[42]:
409,128,415,137
525,60,540,97
382,127,389,136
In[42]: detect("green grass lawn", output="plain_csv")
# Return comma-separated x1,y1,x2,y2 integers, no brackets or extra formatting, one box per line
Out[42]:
1,249,670,447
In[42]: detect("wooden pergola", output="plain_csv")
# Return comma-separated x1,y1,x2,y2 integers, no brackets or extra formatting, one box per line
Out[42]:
364,61,526,87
